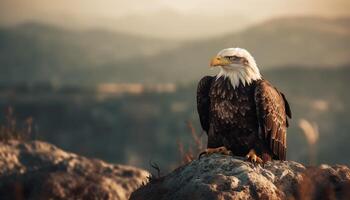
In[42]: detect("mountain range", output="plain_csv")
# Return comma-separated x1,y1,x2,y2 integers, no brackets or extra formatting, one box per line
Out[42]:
138,16,350,83
0,16,349,85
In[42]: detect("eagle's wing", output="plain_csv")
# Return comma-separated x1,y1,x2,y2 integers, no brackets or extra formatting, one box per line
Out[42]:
255,80,292,160
197,76,214,133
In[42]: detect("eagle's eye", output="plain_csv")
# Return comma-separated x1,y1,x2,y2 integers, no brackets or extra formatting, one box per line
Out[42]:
225,56,241,61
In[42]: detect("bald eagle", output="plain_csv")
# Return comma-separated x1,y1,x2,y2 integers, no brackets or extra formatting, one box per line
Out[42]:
197,48,291,163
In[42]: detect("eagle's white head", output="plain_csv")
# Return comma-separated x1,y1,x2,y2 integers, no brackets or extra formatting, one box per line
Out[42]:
210,47,262,88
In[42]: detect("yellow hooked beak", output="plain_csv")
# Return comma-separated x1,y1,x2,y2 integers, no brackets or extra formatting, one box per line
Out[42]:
209,56,231,67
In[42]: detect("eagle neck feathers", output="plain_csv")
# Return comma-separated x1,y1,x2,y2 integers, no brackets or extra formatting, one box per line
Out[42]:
216,67,261,89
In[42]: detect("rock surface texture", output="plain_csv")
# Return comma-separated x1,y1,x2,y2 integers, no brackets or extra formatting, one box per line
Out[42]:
131,154,350,200
0,140,149,200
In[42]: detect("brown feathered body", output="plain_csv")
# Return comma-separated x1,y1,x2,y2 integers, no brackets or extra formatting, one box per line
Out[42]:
197,76,291,160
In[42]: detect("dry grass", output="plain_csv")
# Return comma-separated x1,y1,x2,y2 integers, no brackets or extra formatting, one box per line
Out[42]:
0,106,34,141
144,121,205,186
146,160,164,185
298,119,319,145
298,118,319,165
177,120,205,165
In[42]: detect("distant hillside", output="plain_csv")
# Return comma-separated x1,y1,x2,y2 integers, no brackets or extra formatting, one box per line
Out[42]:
0,17,349,84
0,22,179,84
6,10,252,40
135,17,350,83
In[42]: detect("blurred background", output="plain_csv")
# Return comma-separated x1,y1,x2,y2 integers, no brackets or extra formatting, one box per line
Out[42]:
0,0,349,171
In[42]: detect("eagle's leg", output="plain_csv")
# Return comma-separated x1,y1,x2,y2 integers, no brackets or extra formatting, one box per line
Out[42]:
198,146,231,159
198,125,231,159
245,149,263,164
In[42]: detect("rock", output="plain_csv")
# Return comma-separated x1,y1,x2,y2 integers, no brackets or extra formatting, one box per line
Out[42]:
0,140,149,200
131,154,350,200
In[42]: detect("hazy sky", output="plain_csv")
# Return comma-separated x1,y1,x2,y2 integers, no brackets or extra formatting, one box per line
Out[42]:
0,0,349,25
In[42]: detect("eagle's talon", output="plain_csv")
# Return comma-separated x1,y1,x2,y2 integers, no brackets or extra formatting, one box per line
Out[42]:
245,149,263,165
198,146,231,159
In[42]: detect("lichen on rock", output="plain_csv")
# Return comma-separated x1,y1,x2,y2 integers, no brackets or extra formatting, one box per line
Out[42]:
131,154,350,200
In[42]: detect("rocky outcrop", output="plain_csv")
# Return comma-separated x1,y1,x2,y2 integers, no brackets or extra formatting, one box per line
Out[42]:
131,154,350,200
0,140,149,200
